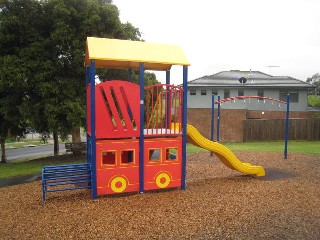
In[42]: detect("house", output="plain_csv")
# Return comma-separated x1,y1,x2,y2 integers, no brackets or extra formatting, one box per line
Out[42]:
186,70,318,142
187,70,314,111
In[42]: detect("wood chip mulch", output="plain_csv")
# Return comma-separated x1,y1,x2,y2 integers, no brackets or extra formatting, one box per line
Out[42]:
1,152,319,239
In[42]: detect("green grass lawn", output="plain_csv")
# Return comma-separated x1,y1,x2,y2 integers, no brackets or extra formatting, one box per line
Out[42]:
0,155,86,179
187,141,320,155
224,141,320,155
1,141,319,180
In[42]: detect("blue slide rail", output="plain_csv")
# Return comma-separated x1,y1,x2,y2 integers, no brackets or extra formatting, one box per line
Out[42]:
42,163,92,202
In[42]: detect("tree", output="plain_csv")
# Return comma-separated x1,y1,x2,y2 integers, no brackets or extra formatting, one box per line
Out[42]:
0,0,143,157
306,73,320,115
41,0,142,153
0,56,26,163
306,73,320,95
0,0,40,162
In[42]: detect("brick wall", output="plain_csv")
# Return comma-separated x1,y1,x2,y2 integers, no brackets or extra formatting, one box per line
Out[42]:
188,109,246,142
188,108,318,142
187,108,212,139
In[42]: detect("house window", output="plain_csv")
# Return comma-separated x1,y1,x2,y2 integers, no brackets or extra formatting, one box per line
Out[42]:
201,89,207,95
279,91,299,103
190,89,196,95
224,90,230,99
258,90,264,100
238,89,244,96
212,90,218,96
258,90,264,98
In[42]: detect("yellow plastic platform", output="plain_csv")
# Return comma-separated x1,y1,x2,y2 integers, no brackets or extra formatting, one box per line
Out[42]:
186,124,265,177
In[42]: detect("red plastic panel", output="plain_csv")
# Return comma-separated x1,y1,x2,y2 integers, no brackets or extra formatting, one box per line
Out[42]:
87,80,140,139
96,139,139,196
144,138,182,191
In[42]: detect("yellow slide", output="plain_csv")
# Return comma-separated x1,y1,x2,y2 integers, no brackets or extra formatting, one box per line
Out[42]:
186,124,265,177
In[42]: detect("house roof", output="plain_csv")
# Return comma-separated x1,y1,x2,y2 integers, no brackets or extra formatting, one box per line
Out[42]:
85,37,190,71
188,70,315,90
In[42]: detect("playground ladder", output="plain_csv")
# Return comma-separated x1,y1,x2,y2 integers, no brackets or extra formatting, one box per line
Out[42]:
42,163,92,202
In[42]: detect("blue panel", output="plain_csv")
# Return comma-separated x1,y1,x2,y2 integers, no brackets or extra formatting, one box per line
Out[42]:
181,66,188,190
139,63,145,193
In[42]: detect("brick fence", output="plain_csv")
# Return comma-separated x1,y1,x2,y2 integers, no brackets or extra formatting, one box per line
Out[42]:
188,108,319,142
188,109,246,142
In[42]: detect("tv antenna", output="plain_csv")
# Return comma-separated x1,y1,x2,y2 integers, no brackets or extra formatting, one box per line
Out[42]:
266,65,280,74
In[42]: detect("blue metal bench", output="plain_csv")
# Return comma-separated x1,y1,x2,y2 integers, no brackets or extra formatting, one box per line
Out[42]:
42,163,92,202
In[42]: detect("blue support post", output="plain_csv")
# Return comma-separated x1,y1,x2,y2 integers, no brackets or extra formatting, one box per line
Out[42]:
210,95,215,157
89,60,97,199
139,63,145,193
217,96,221,142
85,67,90,164
284,94,290,159
181,66,188,190
166,70,170,85
128,68,133,82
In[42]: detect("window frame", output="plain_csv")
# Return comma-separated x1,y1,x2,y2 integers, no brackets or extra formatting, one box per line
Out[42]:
211,90,218,96
201,89,207,96
224,90,230,99
279,91,299,103
238,89,244,96
165,147,178,161
120,149,135,164
148,148,161,162
101,150,116,166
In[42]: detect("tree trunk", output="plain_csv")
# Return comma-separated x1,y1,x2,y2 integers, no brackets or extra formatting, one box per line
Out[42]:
53,132,59,156
72,126,81,143
72,126,82,155
0,139,7,163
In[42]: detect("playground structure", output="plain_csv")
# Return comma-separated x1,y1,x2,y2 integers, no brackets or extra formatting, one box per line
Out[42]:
211,95,290,159
42,37,266,202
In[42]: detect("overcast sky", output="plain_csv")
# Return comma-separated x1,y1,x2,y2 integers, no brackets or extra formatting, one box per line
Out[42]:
113,0,320,85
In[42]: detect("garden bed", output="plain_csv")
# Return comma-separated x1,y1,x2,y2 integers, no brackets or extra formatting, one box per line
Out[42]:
1,152,319,239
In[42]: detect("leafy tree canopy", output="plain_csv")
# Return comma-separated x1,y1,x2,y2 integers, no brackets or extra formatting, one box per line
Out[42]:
306,73,320,95
0,0,146,158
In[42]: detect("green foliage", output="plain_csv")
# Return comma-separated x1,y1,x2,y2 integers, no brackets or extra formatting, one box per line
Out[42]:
97,69,160,86
0,0,143,158
306,73,320,95
307,95,320,108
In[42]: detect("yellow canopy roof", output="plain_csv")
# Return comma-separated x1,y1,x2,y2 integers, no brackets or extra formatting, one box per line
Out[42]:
85,37,190,70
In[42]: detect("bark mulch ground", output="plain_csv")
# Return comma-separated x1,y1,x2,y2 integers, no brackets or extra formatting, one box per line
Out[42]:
1,152,319,239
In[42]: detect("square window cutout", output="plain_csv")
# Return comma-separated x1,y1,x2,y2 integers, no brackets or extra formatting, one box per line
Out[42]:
166,148,177,161
149,149,161,162
102,151,116,165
